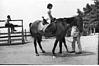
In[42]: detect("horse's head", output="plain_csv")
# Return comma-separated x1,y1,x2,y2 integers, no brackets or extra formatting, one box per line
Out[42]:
45,22,56,34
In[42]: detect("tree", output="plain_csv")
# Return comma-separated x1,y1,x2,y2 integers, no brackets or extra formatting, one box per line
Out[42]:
82,0,99,34
83,3,92,14
77,9,84,33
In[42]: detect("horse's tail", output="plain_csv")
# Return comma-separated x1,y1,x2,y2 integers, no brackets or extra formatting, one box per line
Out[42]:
29,23,32,27
29,23,34,37
29,29,33,37
29,23,39,38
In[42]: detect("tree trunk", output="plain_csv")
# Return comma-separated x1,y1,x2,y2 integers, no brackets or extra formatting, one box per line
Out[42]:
94,27,95,35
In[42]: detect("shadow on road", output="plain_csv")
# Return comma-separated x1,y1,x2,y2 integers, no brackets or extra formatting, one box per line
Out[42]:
41,51,96,58
0,42,30,46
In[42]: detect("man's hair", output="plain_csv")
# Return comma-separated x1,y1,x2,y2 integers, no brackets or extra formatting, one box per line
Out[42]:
7,15,10,18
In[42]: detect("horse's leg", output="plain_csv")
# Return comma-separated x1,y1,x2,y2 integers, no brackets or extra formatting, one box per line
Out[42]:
59,40,62,54
34,38,39,56
52,39,58,55
37,38,45,53
62,37,69,52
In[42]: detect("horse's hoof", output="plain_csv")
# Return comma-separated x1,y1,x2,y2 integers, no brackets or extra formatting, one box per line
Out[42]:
36,54,39,56
42,51,46,53
58,52,62,54
52,53,56,56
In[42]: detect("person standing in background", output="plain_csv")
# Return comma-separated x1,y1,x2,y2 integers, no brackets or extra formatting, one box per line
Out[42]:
5,15,17,32
70,26,82,54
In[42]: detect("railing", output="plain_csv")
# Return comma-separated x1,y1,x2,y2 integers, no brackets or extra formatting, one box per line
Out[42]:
0,20,25,45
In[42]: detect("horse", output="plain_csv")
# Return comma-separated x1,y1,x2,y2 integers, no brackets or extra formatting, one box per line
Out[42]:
45,16,83,55
44,18,70,55
29,20,49,56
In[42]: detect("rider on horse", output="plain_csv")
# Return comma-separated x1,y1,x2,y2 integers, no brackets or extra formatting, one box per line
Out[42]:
47,3,56,23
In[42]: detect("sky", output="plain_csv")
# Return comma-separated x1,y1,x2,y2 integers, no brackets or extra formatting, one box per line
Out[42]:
0,0,94,31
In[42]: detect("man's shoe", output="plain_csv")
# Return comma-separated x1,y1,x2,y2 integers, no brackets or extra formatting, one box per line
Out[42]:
75,52,82,54
42,50,46,53
69,51,75,53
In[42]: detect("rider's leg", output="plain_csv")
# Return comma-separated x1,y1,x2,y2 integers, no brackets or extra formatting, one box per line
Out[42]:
10,23,16,31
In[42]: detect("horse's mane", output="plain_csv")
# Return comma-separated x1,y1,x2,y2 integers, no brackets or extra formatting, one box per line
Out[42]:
55,16,77,26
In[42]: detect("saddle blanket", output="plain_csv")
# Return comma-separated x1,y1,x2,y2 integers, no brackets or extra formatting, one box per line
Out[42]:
38,22,49,32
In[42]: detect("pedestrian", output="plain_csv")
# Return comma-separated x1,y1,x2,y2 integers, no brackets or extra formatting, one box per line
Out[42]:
5,15,17,32
70,26,82,54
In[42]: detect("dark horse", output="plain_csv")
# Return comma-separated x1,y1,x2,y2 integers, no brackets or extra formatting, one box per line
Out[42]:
29,20,46,56
29,16,83,56
45,16,83,55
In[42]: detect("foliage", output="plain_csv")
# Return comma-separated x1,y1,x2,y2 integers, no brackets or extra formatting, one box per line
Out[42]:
77,0,99,35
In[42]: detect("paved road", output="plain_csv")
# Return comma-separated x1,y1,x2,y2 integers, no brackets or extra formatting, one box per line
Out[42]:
0,35,98,65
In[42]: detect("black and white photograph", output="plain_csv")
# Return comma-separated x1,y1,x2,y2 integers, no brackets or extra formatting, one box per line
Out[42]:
0,0,98,65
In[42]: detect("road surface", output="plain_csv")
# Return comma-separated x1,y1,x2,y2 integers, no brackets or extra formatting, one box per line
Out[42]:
0,34,98,65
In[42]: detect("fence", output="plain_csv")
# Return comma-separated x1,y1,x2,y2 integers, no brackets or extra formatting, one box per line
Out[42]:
0,20,25,45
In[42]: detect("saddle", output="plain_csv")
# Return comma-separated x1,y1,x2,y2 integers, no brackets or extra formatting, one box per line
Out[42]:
38,22,50,32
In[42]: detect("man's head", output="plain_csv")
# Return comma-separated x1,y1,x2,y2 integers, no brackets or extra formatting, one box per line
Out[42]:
7,15,10,18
